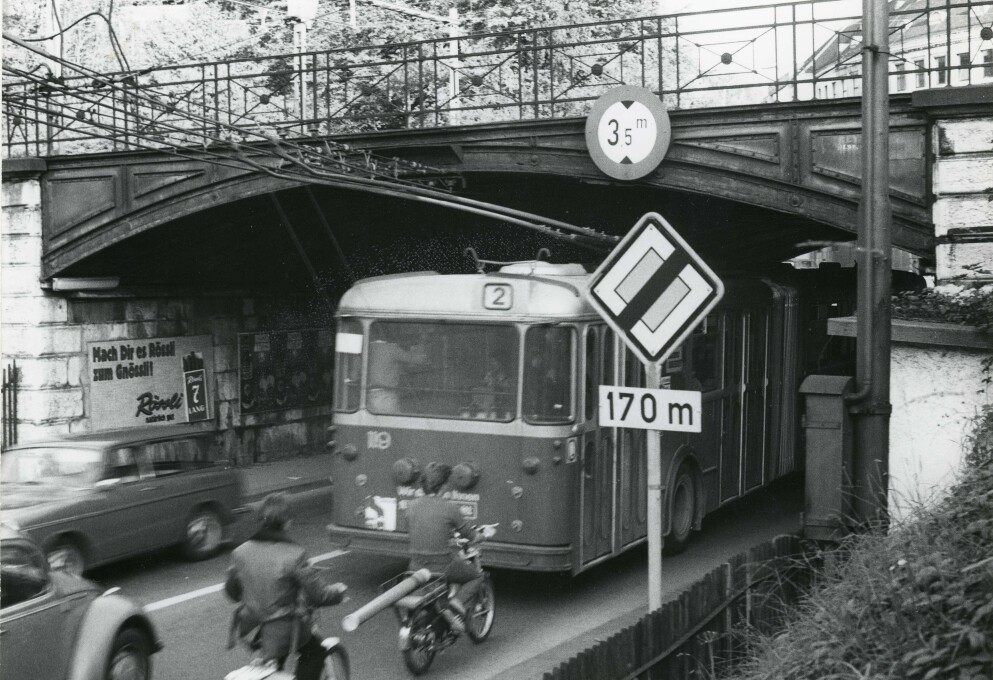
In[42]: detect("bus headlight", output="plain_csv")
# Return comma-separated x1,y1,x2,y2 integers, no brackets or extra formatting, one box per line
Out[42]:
522,457,540,475
341,443,358,461
451,463,479,490
392,458,420,485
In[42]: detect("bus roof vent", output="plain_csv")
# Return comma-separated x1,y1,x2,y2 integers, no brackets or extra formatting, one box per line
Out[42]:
497,262,587,276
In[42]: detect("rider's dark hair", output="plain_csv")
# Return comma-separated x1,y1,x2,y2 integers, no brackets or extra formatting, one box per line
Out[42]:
421,462,451,495
259,491,292,531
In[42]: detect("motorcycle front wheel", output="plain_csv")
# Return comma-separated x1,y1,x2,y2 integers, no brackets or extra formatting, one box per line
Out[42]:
402,610,437,676
320,647,350,680
466,578,495,643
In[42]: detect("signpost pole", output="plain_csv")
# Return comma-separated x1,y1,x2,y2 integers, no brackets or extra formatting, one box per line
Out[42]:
584,209,723,615
646,363,663,611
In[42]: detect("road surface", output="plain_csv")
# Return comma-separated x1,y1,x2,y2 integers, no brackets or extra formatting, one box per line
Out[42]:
85,478,801,680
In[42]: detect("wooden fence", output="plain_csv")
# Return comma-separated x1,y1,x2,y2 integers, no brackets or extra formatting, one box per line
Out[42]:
544,534,813,680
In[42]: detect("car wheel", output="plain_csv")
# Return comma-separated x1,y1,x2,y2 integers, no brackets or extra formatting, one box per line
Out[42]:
47,539,86,577
183,507,223,561
107,628,151,680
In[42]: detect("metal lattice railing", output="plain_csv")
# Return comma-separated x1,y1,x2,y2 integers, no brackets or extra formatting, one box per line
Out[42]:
3,0,992,158
2,361,19,450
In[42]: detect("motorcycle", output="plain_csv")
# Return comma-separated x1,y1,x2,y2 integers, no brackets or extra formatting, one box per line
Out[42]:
226,575,351,680
384,525,497,675
225,634,349,680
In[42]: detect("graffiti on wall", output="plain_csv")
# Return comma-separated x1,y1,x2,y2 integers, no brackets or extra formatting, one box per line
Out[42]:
238,329,334,414
88,335,215,430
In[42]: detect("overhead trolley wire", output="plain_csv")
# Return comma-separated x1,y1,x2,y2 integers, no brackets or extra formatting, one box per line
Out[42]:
3,32,619,251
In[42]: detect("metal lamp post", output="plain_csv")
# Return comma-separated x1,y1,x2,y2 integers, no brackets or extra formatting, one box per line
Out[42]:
287,0,320,128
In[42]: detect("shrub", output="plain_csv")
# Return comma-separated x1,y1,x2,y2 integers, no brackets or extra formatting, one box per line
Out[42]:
730,406,993,680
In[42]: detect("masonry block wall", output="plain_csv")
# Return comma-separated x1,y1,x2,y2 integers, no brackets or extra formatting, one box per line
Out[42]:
65,295,333,464
2,173,83,440
924,89,993,284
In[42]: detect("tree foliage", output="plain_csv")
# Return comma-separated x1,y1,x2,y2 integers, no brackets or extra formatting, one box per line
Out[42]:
3,0,660,73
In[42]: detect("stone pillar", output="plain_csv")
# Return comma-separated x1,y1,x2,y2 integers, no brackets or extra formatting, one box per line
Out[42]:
2,160,84,440
914,86,993,285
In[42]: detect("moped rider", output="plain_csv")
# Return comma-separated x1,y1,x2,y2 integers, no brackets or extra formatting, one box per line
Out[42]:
406,462,496,633
225,492,347,680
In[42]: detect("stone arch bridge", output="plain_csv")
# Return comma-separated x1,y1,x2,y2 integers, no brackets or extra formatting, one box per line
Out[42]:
2,1,990,454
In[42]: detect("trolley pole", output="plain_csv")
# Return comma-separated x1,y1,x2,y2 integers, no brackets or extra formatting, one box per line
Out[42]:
647,364,663,611
848,0,892,529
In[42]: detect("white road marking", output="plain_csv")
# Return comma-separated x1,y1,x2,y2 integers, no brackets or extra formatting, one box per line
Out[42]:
146,584,224,612
144,550,349,612
310,550,349,564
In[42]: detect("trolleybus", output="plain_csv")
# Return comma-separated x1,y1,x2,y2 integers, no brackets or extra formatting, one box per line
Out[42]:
326,259,813,573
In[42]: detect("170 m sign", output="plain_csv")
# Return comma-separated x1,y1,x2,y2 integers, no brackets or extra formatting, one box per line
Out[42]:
599,386,702,432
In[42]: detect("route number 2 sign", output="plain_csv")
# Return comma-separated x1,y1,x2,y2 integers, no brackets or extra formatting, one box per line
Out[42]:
483,283,513,310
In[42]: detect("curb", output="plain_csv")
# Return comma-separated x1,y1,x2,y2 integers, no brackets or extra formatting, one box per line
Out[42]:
228,485,333,546
243,479,333,506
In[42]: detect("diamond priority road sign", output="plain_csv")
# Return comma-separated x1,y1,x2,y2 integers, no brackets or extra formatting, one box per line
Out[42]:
586,212,724,368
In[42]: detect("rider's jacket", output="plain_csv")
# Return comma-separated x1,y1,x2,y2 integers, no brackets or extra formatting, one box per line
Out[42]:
406,494,480,573
225,527,344,659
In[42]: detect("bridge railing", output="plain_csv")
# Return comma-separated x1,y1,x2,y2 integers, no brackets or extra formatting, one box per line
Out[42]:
3,0,992,158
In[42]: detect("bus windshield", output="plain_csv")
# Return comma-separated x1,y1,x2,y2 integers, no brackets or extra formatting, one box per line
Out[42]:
366,321,519,421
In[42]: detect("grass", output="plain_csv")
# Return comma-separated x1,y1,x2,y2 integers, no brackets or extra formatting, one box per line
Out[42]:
728,406,993,680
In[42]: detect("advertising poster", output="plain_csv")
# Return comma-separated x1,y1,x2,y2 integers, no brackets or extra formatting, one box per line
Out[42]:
88,335,214,431
238,329,335,414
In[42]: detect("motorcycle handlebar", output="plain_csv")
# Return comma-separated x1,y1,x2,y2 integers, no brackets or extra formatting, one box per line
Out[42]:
341,568,432,633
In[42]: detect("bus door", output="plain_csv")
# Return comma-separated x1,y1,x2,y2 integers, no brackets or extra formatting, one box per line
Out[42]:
617,345,647,547
580,326,614,565
720,312,745,503
742,310,769,492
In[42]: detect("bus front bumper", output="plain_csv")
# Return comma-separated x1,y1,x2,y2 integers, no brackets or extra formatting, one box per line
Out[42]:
326,523,574,572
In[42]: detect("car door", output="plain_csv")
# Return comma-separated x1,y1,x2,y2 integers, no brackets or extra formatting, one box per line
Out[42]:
92,446,161,560
0,542,73,680
139,438,203,546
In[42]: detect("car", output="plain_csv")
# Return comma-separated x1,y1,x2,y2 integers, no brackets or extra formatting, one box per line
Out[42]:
1,424,246,576
0,523,162,680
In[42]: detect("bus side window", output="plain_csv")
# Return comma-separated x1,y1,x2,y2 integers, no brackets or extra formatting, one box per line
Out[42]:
692,316,721,392
624,346,644,388
584,328,598,421
603,329,615,387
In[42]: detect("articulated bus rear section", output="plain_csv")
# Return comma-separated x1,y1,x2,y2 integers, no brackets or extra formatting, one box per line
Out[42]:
325,263,823,574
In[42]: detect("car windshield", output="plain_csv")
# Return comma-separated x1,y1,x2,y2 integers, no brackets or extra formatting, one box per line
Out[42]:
1,447,104,488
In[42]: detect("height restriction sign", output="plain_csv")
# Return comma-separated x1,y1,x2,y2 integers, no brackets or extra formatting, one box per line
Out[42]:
586,213,724,367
